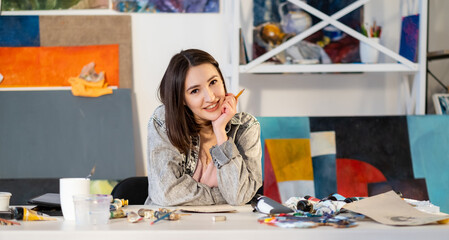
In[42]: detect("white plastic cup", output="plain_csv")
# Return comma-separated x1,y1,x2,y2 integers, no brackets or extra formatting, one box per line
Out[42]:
60,178,90,221
0,192,12,211
360,37,380,63
73,194,112,226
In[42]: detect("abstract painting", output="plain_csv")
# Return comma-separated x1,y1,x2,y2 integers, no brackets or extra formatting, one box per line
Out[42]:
399,14,420,63
258,115,449,213
112,0,219,13
0,15,132,88
1,0,109,10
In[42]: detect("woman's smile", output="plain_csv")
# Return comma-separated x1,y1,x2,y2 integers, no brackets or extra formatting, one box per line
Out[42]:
204,101,220,112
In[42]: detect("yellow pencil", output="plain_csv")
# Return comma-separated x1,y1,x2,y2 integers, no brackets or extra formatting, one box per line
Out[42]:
235,89,245,100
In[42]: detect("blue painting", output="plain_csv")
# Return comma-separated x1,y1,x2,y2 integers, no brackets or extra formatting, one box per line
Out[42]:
399,14,420,62
0,16,40,46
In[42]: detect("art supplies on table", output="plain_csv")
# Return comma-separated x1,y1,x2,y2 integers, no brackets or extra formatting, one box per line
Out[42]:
343,190,449,226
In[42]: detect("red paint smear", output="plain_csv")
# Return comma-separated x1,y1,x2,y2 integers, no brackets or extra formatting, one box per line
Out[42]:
263,142,282,203
337,158,387,197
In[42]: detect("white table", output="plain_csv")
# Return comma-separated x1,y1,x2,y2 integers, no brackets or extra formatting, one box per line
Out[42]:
1,205,449,240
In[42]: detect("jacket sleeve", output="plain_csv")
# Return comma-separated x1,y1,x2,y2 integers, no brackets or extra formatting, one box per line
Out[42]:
210,119,263,205
146,116,227,206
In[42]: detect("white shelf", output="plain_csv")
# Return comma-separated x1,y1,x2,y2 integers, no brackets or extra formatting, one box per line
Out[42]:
231,0,428,114
240,63,419,74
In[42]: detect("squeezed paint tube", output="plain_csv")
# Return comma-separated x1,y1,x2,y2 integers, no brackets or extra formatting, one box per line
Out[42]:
138,208,155,219
250,194,294,214
0,207,56,221
110,209,126,219
127,211,143,223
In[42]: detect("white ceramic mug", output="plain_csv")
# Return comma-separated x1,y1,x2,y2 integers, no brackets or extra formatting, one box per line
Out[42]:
60,178,90,221
0,192,12,211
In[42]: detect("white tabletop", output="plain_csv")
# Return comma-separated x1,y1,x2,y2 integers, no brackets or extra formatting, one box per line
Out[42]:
1,205,449,240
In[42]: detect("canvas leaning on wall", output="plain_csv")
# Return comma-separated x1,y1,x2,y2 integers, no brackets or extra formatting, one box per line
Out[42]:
433,94,449,114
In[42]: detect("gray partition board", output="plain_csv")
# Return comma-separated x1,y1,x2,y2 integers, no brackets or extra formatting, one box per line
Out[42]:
0,89,135,179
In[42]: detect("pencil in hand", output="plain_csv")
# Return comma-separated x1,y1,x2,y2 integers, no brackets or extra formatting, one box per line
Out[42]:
235,89,245,100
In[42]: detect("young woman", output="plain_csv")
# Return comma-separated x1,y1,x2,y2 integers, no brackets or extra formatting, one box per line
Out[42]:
145,49,262,206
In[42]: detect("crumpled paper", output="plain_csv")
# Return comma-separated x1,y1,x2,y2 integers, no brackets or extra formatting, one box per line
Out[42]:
68,62,112,97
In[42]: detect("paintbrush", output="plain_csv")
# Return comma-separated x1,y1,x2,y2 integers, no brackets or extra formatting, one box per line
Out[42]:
235,89,245,100
150,212,171,225
86,165,96,179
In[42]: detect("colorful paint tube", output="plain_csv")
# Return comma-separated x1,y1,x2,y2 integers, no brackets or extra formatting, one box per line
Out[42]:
304,195,320,203
110,198,129,211
110,209,126,219
0,207,56,221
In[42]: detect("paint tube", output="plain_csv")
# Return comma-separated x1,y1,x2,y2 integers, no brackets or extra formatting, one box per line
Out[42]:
137,208,155,219
110,209,126,219
304,195,320,203
127,211,143,223
110,198,129,211
0,207,56,221
250,194,294,214
296,200,314,212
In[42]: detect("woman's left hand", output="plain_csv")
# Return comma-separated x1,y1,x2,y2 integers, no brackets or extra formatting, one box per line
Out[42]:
212,93,237,144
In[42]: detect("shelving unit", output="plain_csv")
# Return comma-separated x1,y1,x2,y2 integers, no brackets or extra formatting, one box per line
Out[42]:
229,0,428,115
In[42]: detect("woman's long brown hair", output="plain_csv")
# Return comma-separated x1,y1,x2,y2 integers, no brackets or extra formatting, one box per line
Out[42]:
158,49,227,154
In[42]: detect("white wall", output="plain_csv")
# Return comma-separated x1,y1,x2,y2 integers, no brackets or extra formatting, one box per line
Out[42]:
132,5,231,175
132,0,435,175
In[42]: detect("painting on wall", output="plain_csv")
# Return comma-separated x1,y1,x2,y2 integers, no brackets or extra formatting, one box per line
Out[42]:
0,45,119,87
0,15,132,88
112,0,219,13
258,115,449,213
1,0,109,10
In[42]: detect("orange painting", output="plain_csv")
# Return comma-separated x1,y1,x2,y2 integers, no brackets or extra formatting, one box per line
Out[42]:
0,44,119,87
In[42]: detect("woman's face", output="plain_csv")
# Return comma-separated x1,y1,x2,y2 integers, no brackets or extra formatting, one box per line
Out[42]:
184,63,226,124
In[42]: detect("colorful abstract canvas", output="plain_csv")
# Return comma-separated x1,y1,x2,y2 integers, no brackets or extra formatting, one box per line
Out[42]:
112,0,219,13
258,115,449,213
0,15,132,88
1,0,109,10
